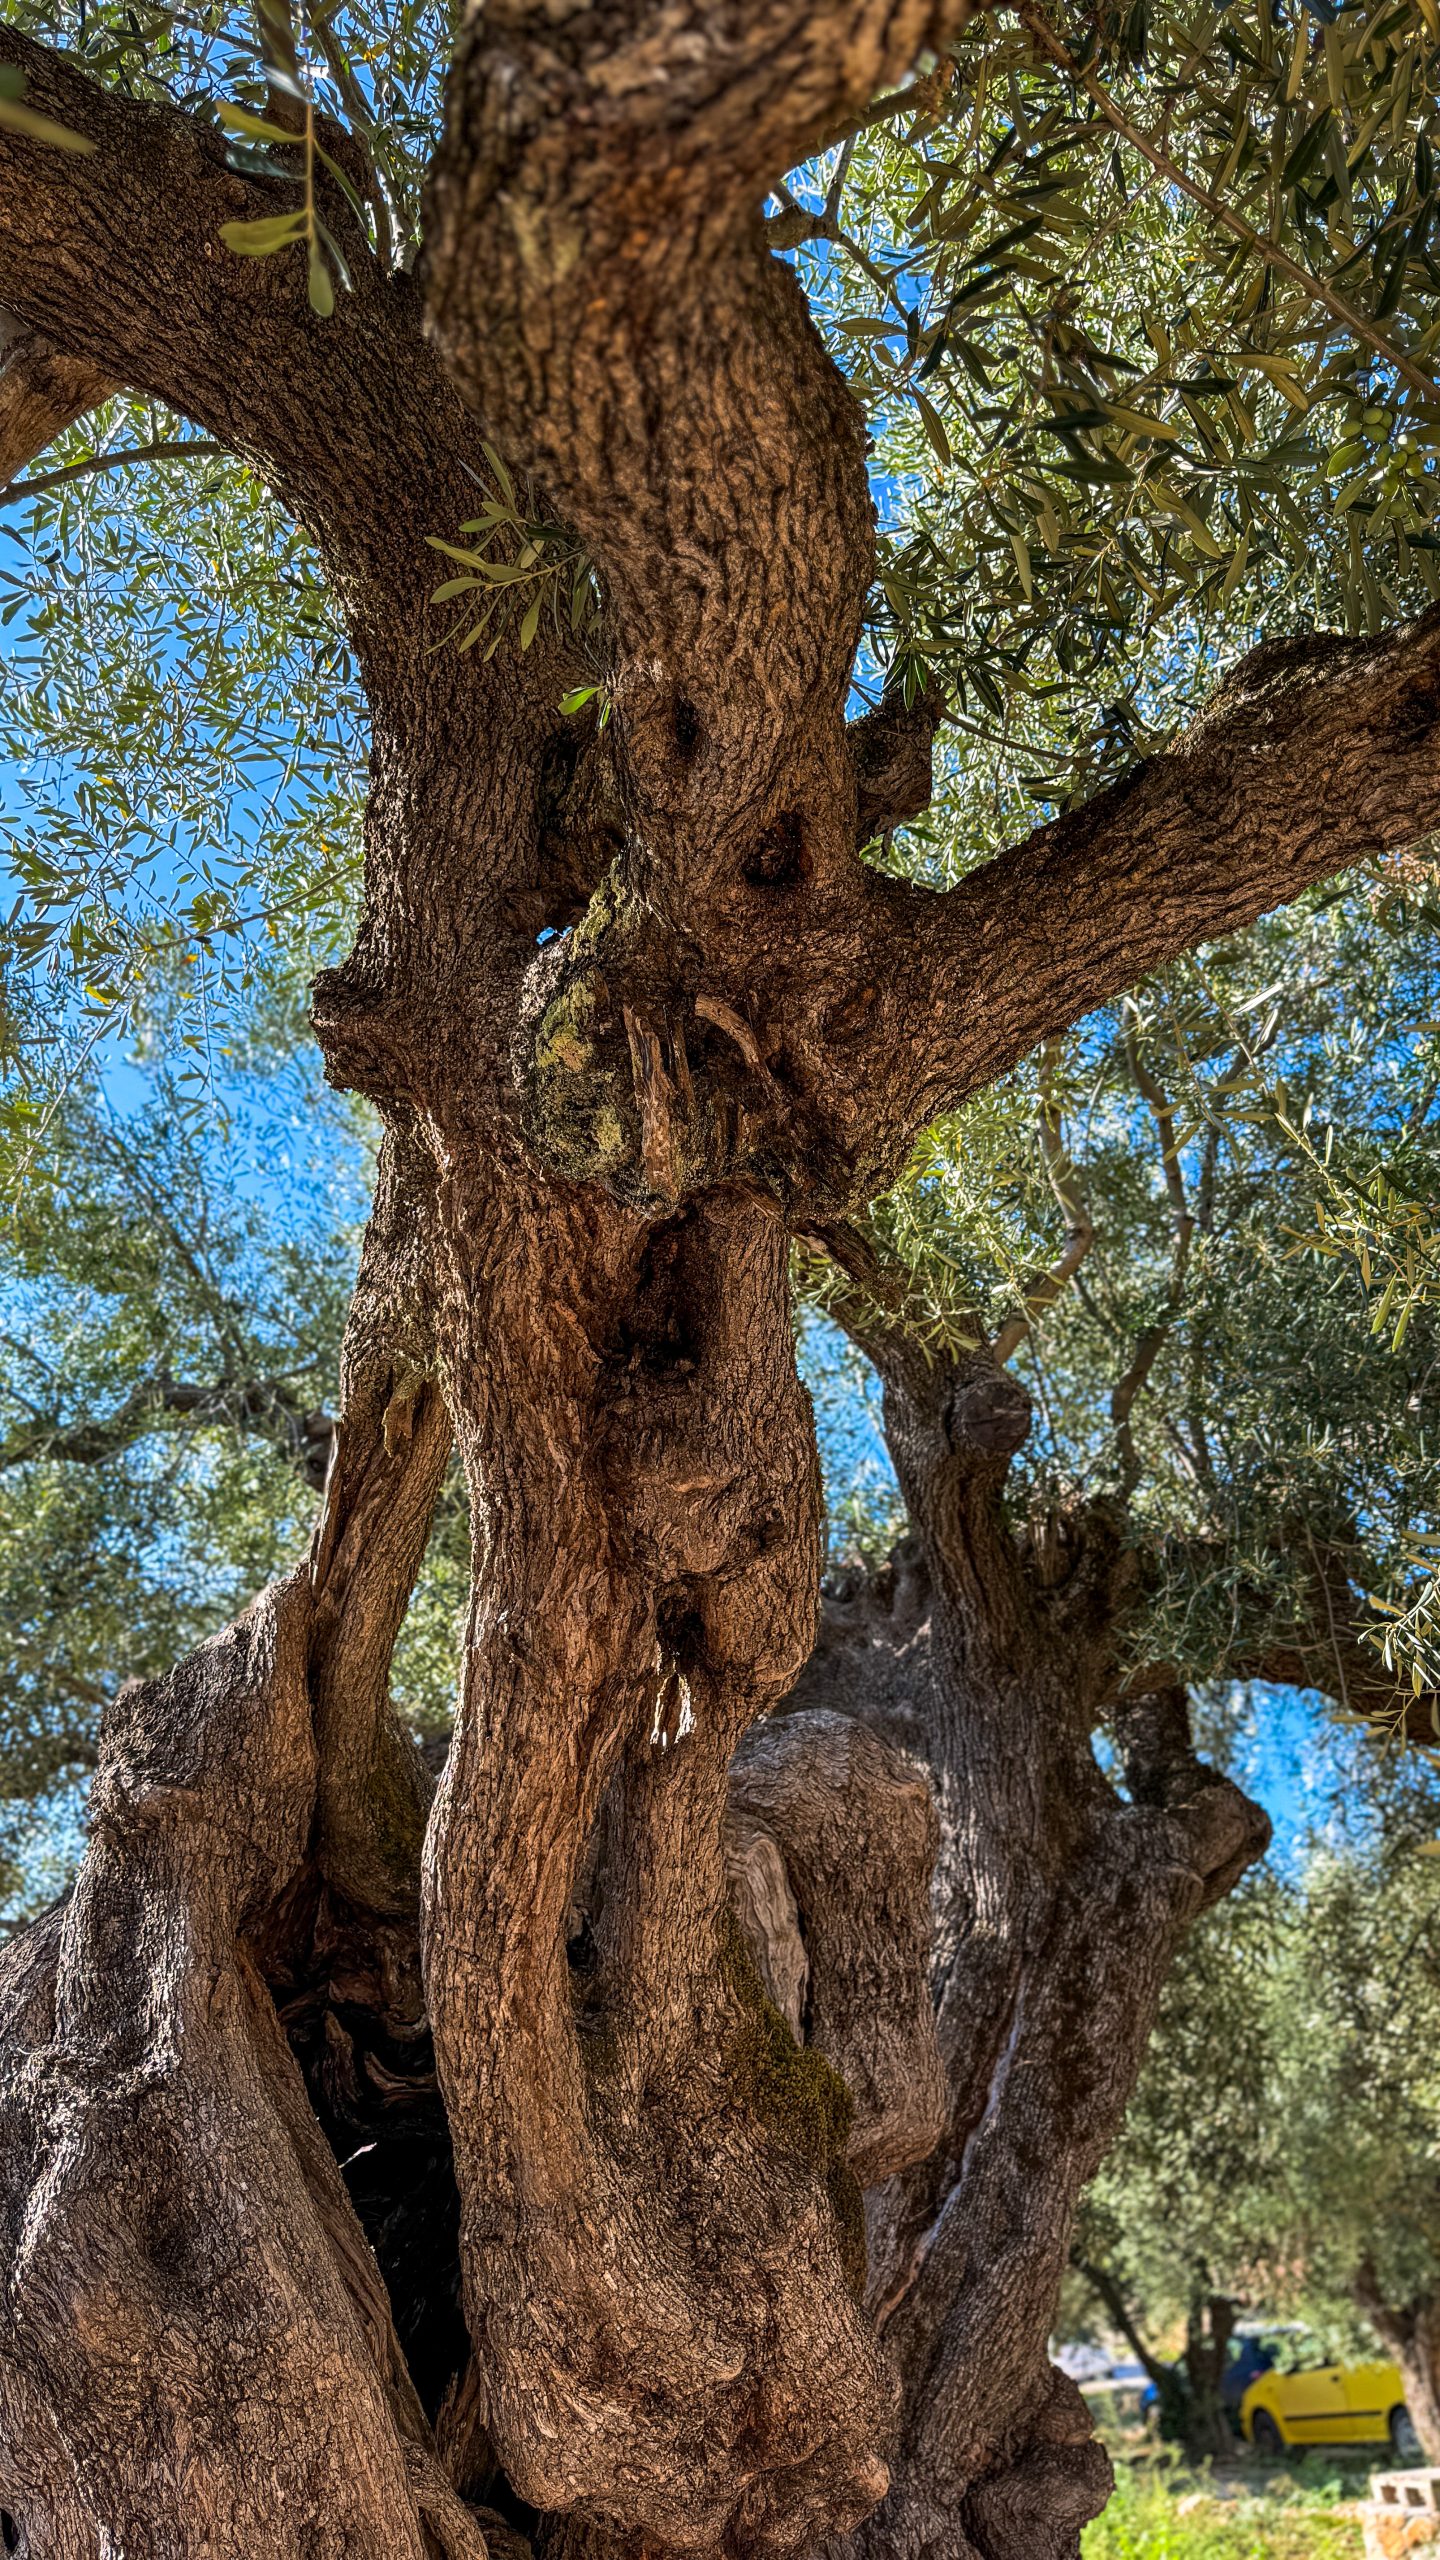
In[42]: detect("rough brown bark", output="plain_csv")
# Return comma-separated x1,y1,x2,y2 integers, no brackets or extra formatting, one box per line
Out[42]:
0,5,1430,2557
786,1329,1270,2559
0,1579,482,2558
0,311,111,491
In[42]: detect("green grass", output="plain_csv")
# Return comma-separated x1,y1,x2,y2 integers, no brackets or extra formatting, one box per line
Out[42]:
1082,2463,1365,2560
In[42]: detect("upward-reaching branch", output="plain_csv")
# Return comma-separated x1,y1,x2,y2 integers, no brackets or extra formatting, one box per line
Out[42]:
1108,1031,1197,1495
0,27,592,991
430,0,1440,1225
992,1045,1095,1364
425,0,971,932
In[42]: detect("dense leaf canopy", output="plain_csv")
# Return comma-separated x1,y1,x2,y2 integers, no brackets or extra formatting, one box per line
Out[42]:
805,867,1440,1702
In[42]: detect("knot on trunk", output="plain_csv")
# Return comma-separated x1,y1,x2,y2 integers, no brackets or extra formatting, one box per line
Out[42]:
850,685,945,843
962,2429,1114,2560
517,879,876,1213
515,873,949,1217
312,953,442,1105
945,1359,1033,1462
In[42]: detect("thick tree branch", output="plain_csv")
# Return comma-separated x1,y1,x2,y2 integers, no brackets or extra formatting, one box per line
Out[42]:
0,1582,485,2556
0,436,224,503
1120,1529,1440,1740
0,310,113,489
425,1,971,934
850,1567,1266,2560
0,1375,335,1487
885,611,1440,1133
1251,1595,1440,1743
0,31,392,520
992,1046,1096,1363
0,28,586,1009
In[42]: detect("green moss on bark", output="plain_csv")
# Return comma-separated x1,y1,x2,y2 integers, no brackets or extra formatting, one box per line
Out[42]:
719,1914,867,2297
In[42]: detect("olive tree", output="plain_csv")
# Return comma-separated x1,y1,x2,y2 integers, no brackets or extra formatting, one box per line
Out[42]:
1071,1742,1440,2465
3,0,1440,2554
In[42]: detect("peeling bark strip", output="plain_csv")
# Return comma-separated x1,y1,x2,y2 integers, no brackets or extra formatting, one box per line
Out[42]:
0,3,1433,2557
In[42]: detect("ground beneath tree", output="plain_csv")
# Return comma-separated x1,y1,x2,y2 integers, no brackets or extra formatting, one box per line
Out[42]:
1083,2451,1372,2559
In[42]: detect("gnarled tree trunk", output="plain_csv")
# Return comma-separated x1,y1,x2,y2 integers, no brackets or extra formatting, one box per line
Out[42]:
0,2,1437,2555
1073,2263,1241,2464
786,1337,1269,2557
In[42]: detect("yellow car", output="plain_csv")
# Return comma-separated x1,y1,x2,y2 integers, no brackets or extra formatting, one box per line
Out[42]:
1241,2350,1421,2459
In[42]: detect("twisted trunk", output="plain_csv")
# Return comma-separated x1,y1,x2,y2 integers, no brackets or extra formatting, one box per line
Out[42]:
1180,2298,1240,2465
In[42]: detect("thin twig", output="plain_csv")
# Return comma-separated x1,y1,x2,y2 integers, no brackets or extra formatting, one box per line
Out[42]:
1305,1521,1354,1721
824,132,858,227
308,0,398,269
1013,0,1440,406
994,1041,1096,1362
1,441,226,505
1109,1028,1197,1495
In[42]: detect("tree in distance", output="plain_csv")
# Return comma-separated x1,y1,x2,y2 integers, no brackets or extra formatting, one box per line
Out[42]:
1073,1736,1440,2467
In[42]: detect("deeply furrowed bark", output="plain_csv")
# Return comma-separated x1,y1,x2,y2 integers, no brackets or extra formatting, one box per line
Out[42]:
416,1178,903,2553
0,2,1435,2554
